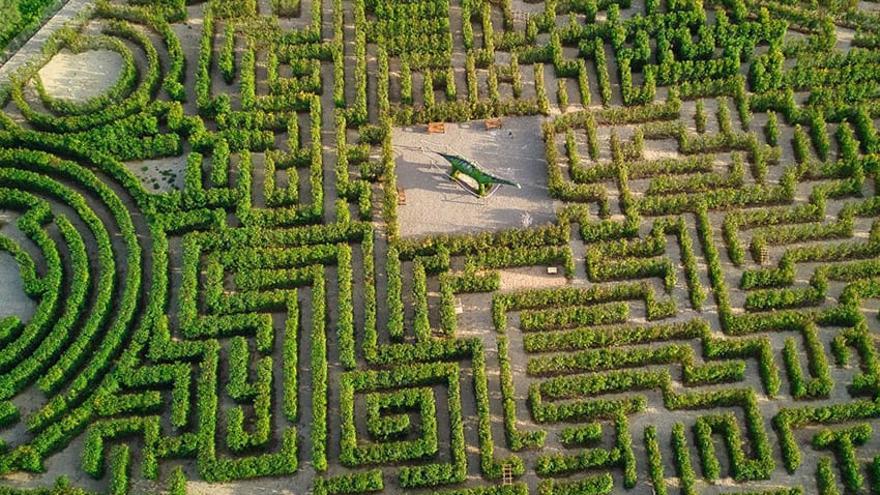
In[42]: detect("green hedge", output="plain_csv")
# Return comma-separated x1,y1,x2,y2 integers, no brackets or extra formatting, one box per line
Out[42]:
0,0,62,53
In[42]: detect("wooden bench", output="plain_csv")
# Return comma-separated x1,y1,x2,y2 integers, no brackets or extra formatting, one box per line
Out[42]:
427,122,446,134
397,187,407,205
485,117,502,130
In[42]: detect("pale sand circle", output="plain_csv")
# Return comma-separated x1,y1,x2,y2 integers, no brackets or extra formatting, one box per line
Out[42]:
36,48,123,103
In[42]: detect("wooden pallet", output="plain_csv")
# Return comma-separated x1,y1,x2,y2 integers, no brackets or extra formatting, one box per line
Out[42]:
427,122,446,134
397,187,407,205
485,117,502,130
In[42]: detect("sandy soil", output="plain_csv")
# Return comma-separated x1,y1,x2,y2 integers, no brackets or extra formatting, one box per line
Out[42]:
0,215,36,323
835,26,856,52
124,156,186,193
36,49,123,103
497,266,566,291
394,116,560,238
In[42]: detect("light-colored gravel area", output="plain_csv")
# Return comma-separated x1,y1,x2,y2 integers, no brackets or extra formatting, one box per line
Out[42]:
394,116,560,238
124,155,187,193
0,252,34,322
497,266,567,291
0,215,36,323
36,49,123,102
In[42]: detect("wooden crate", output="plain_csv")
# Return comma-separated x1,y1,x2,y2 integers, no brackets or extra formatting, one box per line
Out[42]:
427,122,446,134
485,117,502,130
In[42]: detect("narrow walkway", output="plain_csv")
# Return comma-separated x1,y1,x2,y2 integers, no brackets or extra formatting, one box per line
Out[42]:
0,0,94,84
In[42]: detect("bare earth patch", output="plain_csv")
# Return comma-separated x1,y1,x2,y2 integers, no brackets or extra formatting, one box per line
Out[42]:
394,116,560,238
0,217,36,323
37,49,123,103
497,266,567,291
125,155,187,192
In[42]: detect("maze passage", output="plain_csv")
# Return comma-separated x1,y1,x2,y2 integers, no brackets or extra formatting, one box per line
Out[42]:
2,0,880,493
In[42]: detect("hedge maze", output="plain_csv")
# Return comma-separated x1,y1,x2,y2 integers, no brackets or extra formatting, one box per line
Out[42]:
3,0,880,493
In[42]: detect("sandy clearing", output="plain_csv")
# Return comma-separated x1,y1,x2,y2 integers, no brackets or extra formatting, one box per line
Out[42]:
36,48,123,103
394,116,560,238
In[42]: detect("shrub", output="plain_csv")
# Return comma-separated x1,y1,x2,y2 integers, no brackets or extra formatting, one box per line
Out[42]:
765,111,779,146
672,423,696,495
337,243,355,369
694,99,707,133
311,270,328,471
168,466,187,495
644,426,667,495
219,22,235,84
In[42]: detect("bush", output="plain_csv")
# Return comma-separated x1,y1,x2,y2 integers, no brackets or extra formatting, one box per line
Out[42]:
498,337,545,450
536,473,613,495
644,426,667,495
671,423,696,495
168,466,187,495
337,243,355,369
556,78,568,112
520,302,629,332
694,99,707,133
1,0,50,51
386,247,404,341
817,457,840,495
311,270,328,471
765,111,779,146
412,259,431,341
219,22,235,84
315,470,383,495
812,424,871,492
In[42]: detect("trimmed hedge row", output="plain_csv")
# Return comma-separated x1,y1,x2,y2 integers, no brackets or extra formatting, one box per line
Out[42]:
340,362,466,487
0,149,143,455
812,423,871,493
671,423,696,495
